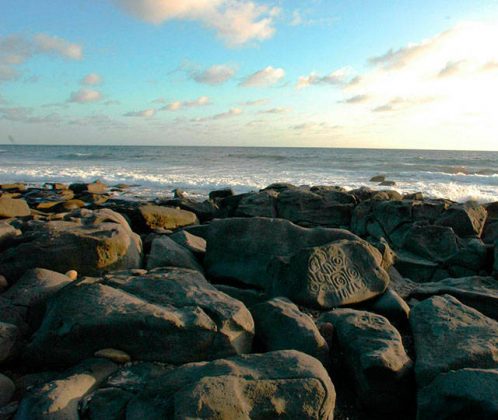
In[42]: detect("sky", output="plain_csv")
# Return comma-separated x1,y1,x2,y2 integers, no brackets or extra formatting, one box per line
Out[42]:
1,0,498,150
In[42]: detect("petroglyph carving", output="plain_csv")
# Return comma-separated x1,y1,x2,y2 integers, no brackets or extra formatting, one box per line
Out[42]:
307,246,365,304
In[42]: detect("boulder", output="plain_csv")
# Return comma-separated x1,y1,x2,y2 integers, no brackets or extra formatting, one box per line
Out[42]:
373,200,413,235
159,198,218,223
380,180,396,186
276,189,353,228
0,222,19,250
417,368,498,420
169,230,206,256
69,180,108,194
410,295,498,387
23,268,254,368
317,309,413,412
408,276,498,320
0,373,15,407
251,298,329,365
235,190,278,218
447,238,488,273
81,387,133,420
401,224,459,262
370,175,386,182
138,205,198,232
0,322,19,363
15,358,117,419
0,183,26,192
271,240,390,309
354,288,410,326
209,188,234,200
3,268,72,309
205,217,358,290
394,251,439,283
0,210,143,282
436,202,487,237
146,235,203,272
127,350,336,420
0,197,30,218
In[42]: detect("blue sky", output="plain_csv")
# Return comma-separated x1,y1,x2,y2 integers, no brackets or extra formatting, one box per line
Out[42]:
1,0,498,149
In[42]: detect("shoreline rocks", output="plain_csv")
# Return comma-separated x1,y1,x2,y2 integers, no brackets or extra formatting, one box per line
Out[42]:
0,180,496,419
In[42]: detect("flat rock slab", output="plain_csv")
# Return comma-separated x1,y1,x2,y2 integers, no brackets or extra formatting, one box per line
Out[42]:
127,350,336,420
138,205,198,231
23,268,254,368
271,240,390,309
251,297,329,365
417,368,498,420
0,209,143,282
410,295,498,387
205,217,358,290
408,276,498,320
317,309,413,412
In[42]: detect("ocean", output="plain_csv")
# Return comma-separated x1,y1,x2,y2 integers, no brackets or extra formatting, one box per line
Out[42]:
0,145,497,203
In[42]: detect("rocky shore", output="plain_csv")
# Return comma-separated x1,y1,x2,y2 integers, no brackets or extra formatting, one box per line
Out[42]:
0,180,497,419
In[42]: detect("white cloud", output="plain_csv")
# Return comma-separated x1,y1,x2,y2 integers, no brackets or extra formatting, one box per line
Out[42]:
190,64,236,85
81,73,102,85
340,94,370,104
195,107,243,121
258,107,289,114
33,34,83,60
297,67,352,89
162,96,210,111
68,89,102,103
240,98,268,106
240,66,285,87
0,33,83,83
124,108,156,117
113,0,278,46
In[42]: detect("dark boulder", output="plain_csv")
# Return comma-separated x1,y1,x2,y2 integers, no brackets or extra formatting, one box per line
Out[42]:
205,217,358,290
23,268,254,368
401,224,459,262
417,368,498,420
251,297,329,365
271,239,390,309
317,309,413,412
409,295,498,387
436,201,487,237
146,235,203,272
127,350,336,420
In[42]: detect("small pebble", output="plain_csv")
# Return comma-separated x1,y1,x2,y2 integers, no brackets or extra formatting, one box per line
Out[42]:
65,270,78,281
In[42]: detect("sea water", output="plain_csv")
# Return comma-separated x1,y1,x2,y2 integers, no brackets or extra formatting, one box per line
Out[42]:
0,145,497,203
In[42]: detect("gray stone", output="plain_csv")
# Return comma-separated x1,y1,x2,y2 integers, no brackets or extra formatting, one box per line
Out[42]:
410,295,498,387
276,188,353,228
69,180,108,194
138,205,198,232
0,197,30,218
436,201,487,237
0,210,143,282
0,373,15,407
127,350,336,420
209,188,234,200
146,235,203,272
317,309,412,412
370,175,386,182
395,251,439,283
235,190,278,218
205,217,357,290
3,268,72,309
401,224,459,262
169,230,206,256
251,297,329,365
356,288,410,326
417,368,498,420
271,240,390,309
0,322,18,363
23,268,254,368
373,200,413,235
15,358,117,419
408,276,498,320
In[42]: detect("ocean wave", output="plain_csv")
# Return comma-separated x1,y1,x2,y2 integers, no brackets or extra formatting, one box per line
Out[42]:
56,152,114,160
226,153,289,162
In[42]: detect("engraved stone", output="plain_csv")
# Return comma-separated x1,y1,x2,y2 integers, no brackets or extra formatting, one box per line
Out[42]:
271,239,390,309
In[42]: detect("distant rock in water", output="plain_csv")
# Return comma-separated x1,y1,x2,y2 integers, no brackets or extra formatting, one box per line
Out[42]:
379,180,396,186
369,175,386,182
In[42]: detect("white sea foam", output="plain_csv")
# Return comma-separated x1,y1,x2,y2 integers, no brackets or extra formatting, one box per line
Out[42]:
0,145,496,203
